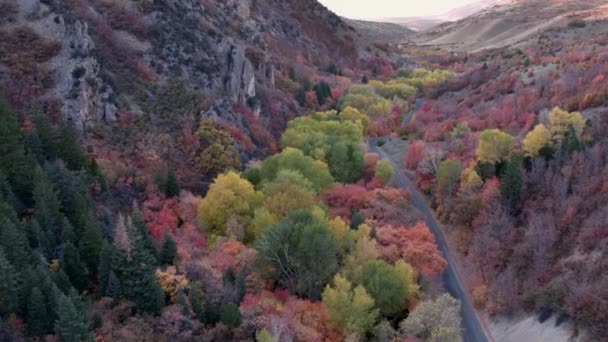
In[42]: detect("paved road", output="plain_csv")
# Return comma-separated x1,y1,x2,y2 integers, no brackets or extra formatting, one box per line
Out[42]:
368,100,489,342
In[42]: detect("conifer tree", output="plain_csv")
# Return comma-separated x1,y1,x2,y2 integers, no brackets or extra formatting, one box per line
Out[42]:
33,168,64,245
0,95,34,199
27,287,49,337
56,120,86,171
160,232,177,265
79,212,102,273
0,248,17,316
190,283,205,322
63,242,87,292
53,293,90,342
97,241,112,297
0,172,16,208
500,156,523,212
106,270,122,299
164,169,180,198
131,207,158,262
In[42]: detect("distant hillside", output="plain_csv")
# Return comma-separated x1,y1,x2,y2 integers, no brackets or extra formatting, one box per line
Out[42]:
410,0,608,51
345,18,415,42
380,0,501,32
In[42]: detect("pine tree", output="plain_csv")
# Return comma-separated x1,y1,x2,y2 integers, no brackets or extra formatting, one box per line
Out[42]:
56,120,86,171
0,248,17,316
236,270,247,304
0,95,34,200
27,287,49,337
97,241,112,297
79,212,102,273
51,269,73,295
159,232,177,265
176,288,189,315
63,242,87,292
131,206,158,263
106,270,122,299
0,216,32,270
111,218,164,314
164,169,180,198
0,172,16,208
500,156,523,212
33,167,64,245
190,283,205,322
54,293,90,342
220,303,242,327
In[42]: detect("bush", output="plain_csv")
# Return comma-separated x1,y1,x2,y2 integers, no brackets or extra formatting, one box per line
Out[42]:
376,138,386,147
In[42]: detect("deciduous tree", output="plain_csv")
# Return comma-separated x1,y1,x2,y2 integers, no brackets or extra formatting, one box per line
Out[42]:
476,129,513,165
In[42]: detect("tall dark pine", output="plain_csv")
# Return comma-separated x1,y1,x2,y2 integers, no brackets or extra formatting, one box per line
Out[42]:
111,219,164,314
55,121,87,171
53,293,90,342
78,212,102,273
63,242,87,292
26,287,49,337
33,168,64,246
160,232,177,265
0,249,17,316
0,95,34,199
164,169,180,198
97,241,112,297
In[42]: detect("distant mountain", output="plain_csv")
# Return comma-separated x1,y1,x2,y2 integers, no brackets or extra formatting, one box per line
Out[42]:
379,0,501,32
410,0,608,51
345,18,415,42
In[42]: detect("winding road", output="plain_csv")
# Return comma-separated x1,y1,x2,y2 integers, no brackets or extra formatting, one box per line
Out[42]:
368,99,489,342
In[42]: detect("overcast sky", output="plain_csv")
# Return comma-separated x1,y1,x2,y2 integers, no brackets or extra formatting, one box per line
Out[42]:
317,0,482,19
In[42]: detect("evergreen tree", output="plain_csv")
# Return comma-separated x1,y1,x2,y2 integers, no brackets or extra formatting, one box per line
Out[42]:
27,287,49,337
159,232,177,265
0,172,16,208
0,216,32,270
31,110,56,159
131,207,158,263
53,293,90,342
176,288,189,315
236,270,247,304
106,270,122,299
97,241,112,297
190,283,205,322
295,87,307,107
33,167,64,245
56,120,87,171
51,269,73,295
79,212,102,273
63,242,87,292
220,303,242,327
111,220,164,314
0,249,17,316
500,156,523,212
0,95,34,199
350,210,365,230
164,169,180,198
87,158,107,192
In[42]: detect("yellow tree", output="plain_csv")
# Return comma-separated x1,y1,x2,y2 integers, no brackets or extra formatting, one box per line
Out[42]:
548,107,585,143
476,129,513,165
198,172,263,237
322,274,379,338
522,124,551,157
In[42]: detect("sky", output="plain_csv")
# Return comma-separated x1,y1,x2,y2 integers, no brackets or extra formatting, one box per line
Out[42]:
317,0,482,19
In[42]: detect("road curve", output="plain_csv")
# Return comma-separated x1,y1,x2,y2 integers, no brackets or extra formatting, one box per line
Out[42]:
368,100,489,342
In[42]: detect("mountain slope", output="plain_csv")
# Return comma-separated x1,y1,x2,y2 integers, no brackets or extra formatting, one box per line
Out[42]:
410,0,608,51
344,18,415,43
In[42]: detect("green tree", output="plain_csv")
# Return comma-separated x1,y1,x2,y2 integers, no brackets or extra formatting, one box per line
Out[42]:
198,171,263,237
54,293,90,342
111,218,164,314
164,168,180,198
355,260,408,318
106,271,122,299
260,148,334,193
97,241,112,297
55,120,87,171
78,212,102,273
160,232,177,265
476,129,513,165
63,241,87,292
436,159,462,195
255,210,339,300
328,142,364,183
0,248,17,315
0,95,34,199
27,287,49,337
400,294,462,342
220,303,242,328
190,282,205,322
322,274,379,337
500,156,523,211
33,167,64,244
375,160,394,185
